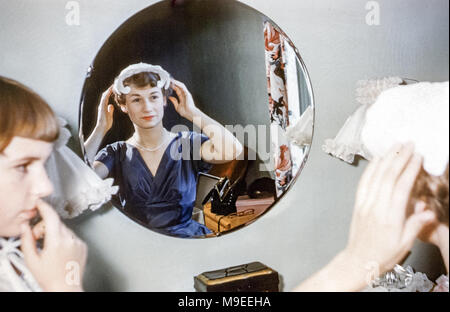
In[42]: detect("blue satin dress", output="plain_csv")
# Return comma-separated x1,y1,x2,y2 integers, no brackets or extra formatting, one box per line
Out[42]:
95,131,213,238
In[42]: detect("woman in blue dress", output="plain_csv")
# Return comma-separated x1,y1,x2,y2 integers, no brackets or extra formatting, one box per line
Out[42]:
84,63,243,238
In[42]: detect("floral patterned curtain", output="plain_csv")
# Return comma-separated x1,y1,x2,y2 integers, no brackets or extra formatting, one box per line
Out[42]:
264,21,303,197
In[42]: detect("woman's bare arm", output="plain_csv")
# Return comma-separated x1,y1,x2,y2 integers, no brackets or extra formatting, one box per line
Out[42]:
84,86,114,166
169,80,243,164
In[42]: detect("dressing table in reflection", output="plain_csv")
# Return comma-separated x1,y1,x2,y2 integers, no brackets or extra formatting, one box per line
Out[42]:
203,195,274,233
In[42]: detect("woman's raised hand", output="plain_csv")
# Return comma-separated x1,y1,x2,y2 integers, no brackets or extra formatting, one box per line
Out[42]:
20,200,87,292
342,143,436,276
84,86,115,165
169,79,198,121
96,86,115,133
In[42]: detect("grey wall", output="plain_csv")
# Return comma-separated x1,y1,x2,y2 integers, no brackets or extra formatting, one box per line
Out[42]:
0,0,448,291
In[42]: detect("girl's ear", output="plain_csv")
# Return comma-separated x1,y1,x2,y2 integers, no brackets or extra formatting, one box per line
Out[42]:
120,104,128,114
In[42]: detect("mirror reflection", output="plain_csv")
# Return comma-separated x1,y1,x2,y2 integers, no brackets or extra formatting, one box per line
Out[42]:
79,0,314,238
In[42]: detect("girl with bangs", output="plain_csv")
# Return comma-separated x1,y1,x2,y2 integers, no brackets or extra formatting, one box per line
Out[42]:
0,76,87,292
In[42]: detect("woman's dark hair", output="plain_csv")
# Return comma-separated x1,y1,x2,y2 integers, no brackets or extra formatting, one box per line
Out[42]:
114,72,172,106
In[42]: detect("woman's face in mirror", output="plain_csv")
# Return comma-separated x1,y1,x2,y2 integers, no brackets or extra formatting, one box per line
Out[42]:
0,137,53,237
120,85,166,129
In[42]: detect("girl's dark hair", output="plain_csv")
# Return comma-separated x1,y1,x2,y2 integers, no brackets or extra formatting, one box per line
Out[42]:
0,76,59,152
114,72,172,105
414,164,449,225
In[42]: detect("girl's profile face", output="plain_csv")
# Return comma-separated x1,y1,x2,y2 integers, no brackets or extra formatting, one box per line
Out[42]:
0,137,54,237
121,85,166,129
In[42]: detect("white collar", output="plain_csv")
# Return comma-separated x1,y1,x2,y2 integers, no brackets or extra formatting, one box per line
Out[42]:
0,237,42,292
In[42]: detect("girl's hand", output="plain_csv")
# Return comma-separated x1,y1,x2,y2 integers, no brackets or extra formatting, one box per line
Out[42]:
96,86,115,133
169,79,198,121
20,200,87,292
342,143,436,276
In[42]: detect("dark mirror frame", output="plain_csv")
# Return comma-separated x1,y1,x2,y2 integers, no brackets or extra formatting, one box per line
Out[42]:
77,0,315,238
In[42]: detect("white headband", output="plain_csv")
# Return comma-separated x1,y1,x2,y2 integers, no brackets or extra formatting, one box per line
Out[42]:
113,63,171,95
361,81,449,176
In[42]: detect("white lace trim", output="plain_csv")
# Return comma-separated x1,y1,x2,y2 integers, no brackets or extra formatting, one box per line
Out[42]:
0,237,42,292
45,118,119,219
322,103,373,164
323,77,405,164
364,265,448,292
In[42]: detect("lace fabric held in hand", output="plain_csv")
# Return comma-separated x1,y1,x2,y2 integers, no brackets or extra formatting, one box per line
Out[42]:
364,264,448,292
434,275,449,292
45,118,119,219
322,77,404,164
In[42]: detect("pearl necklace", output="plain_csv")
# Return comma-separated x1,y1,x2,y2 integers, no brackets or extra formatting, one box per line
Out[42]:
131,131,170,152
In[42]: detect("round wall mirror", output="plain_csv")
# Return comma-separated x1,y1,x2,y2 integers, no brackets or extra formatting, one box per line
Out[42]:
79,0,314,239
